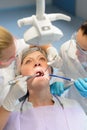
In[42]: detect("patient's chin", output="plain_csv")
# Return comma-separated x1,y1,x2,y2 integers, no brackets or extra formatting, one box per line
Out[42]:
32,78,48,88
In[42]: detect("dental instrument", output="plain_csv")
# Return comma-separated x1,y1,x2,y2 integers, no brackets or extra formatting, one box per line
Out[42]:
65,82,74,88
49,74,75,82
49,74,74,90
44,65,74,82
8,74,38,85
17,0,71,45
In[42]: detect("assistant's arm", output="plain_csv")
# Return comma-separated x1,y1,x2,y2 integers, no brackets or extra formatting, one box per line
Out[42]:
0,76,28,129
40,44,63,68
0,106,11,130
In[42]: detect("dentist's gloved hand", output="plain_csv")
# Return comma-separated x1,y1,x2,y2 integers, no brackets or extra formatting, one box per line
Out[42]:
2,76,27,111
74,78,87,97
47,46,62,68
50,82,65,96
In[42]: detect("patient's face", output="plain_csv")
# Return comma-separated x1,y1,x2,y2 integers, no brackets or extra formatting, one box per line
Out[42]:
20,51,50,87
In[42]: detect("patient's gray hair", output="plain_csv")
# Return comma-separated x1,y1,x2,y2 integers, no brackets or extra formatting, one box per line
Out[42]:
16,46,47,76
21,46,47,64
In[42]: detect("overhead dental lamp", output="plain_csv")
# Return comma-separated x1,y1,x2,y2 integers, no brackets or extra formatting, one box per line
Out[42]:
17,0,71,45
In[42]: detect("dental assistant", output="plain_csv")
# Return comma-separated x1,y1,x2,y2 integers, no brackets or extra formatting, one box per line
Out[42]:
52,20,87,114
0,26,29,105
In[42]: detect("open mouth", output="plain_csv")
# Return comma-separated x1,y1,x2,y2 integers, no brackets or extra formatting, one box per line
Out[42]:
36,71,44,77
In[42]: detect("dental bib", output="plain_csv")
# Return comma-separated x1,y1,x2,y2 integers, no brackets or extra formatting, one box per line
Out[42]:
4,105,86,130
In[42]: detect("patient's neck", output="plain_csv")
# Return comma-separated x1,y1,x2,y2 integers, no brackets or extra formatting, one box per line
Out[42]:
28,89,54,107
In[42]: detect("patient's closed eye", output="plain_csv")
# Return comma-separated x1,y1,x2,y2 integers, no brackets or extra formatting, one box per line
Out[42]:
25,59,32,64
39,57,47,62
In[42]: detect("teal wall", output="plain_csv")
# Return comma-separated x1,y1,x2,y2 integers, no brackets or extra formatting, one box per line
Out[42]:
52,0,76,15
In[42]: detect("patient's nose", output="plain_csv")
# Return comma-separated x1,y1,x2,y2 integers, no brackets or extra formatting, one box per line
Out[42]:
34,63,41,67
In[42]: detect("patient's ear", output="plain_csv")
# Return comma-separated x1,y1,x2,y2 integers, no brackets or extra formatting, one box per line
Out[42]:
48,66,53,80
50,66,53,74
48,66,53,74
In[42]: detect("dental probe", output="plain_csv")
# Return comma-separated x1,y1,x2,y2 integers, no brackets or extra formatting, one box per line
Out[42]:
49,74,75,82
8,74,38,85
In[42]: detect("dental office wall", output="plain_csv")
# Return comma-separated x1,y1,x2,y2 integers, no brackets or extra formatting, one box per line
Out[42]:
76,0,87,19
0,0,52,10
53,0,87,20
1,0,87,20
0,0,33,9
52,0,75,15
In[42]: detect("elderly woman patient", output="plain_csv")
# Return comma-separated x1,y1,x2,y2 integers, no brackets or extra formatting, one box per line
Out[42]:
4,46,87,130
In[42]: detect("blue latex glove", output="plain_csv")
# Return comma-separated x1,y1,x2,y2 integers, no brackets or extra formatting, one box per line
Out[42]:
50,82,65,96
74,78,87,97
